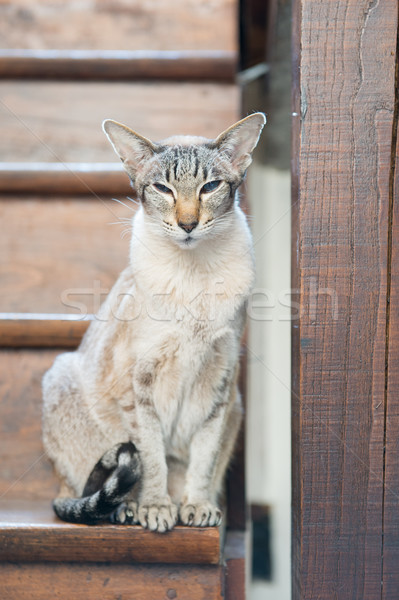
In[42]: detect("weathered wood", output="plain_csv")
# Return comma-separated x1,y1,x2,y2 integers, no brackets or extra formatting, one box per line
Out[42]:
0,163,131,196
0,197,132,315
0,562,223,600
382,85,399,599
0,50,237,82
0,500,221,565
292,1,398,598
0,82,240,163
0,0,236,52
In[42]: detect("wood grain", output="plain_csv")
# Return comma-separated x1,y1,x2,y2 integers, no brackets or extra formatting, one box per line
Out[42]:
292,0,398,598
0,349,61,500
0,50,237,82
0,315,90,348
0,500,221,565
0,0,236,52
0,163,131,196
0,562,223,600
0,82,240,163
0,197,132,315
382,71,399,598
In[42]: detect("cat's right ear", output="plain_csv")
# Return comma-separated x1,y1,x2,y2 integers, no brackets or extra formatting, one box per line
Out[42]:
102,120,156,181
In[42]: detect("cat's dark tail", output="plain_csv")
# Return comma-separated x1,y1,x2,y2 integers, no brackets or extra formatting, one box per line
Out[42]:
53,442,141,525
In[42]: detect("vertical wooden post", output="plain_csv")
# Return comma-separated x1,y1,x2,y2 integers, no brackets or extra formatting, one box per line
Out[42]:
292,1,399,598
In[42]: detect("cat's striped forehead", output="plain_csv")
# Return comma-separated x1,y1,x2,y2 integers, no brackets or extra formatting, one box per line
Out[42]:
156,138,218,184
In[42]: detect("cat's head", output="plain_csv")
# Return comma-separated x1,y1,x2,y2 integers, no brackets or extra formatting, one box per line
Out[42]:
103,113,265,249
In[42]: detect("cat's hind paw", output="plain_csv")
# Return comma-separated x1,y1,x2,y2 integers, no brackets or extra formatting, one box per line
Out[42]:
138,499,178,533
110,501,139,525
180,502,222,527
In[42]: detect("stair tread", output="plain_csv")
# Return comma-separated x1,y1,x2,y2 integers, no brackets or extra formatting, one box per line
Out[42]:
0,500,221,565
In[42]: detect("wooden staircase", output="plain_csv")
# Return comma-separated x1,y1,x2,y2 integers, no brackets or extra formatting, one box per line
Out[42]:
0,1,250,598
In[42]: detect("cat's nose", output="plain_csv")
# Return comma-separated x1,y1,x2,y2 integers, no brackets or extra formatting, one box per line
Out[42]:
178,220,198,233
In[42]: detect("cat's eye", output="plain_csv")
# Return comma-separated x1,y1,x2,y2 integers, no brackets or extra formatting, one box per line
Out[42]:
153,183,173,194
201,180,221,194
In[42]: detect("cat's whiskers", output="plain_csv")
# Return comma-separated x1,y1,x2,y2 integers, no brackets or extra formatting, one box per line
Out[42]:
121,227,133,239
111,197,137,213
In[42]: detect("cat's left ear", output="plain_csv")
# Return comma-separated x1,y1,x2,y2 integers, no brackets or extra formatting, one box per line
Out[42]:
102,119,156,181
215,112,266,176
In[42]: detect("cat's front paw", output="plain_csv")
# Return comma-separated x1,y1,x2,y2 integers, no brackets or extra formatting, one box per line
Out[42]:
138,498,178,533
180,501,222,527
110,501,139,525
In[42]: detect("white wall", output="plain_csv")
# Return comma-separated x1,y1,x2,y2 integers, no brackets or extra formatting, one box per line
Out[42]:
246,163,291,600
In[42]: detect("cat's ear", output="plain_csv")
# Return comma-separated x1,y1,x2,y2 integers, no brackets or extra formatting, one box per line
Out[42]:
215,113,266,176
102,119,156,180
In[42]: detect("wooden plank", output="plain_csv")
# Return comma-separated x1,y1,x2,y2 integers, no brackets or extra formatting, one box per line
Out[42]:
0,50,237,82
224,530,247,600
0,163,131,196
382,74,399,598
0,562,223,600
292,1,397,598
0,197,132,315
0,0,236,53
0,349,61,500
0,82,240,163
0,500,221,565
0,314,90,348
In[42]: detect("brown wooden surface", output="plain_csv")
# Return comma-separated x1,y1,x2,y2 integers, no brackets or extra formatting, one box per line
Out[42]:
0,0,236,52
0,163,131,196
382,84,399,598
0,562,223,600
0,197,131,315
0,50,237,82
0,82,240,163
0,500,221,565
0,315,90,348
0,349,62,500
292,0,398,598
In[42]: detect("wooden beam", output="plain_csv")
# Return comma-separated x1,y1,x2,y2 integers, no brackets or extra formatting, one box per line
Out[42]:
382,73,399,598
0,50,237,82
0,163,131,196
292,0,398,598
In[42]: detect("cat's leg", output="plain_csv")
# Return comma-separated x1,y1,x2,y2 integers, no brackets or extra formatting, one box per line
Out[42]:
180,370,241,527
210,388,242,501
130,360,178,532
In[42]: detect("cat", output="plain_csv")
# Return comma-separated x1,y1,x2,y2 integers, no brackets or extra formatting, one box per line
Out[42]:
42,112,266,532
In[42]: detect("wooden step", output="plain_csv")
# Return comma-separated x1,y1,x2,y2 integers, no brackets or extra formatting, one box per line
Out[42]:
0,196,132,315
0,81,239,163
0,50,237,82
0,163,131,195
0,562,224,600
0,500,221,564
0,314,90,347
0,0,236,53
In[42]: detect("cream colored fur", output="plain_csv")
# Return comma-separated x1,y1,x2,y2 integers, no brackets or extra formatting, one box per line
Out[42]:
42,113,265,531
